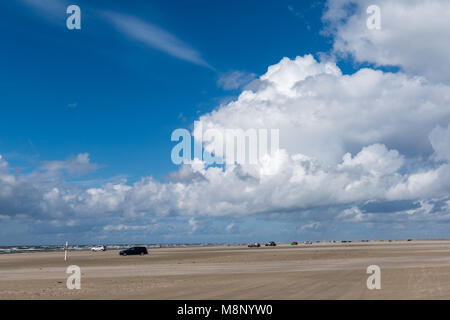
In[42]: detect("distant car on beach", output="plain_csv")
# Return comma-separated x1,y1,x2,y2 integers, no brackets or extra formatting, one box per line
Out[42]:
248,242,261,248
265,241,276,246
290,242,298,245
91,245,106,252
119,246,148,256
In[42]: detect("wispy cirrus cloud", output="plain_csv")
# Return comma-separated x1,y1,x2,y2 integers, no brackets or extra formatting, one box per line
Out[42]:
19,1,212,69
104,12,213,69
20,0,68,22
217,70,257,90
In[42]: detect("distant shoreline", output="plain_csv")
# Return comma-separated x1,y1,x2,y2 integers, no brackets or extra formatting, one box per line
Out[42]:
1,238,448,254
0,243,238,254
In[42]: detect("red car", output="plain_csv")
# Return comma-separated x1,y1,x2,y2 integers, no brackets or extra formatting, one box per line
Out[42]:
291,242,298,245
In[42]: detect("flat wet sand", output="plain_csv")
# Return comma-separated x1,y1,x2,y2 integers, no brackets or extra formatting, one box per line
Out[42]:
1,240,450,299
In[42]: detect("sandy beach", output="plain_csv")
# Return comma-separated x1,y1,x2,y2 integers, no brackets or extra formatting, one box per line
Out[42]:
1,240,450,299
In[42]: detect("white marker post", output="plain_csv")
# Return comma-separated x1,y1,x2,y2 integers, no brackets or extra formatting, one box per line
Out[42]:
64,241,68,261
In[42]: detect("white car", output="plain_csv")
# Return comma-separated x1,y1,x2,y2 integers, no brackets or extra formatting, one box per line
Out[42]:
91,245,106,252
248,242,261,248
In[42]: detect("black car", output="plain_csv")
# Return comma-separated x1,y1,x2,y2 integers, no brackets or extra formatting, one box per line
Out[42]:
265,241,276,246
120,246,148,256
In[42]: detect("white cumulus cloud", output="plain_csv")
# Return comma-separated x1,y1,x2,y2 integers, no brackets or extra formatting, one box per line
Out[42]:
323,0,450,82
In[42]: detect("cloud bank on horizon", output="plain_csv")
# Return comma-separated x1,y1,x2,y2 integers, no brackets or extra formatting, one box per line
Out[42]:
1,0,450,243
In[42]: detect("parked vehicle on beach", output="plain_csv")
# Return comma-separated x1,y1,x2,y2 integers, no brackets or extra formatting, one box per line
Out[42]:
119,246,148,256
290,242,298,245
91,245,106,252
265,241,276,246
248,242,261,248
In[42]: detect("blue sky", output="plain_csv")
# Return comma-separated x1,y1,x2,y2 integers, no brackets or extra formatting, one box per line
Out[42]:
0,0,328,181
1,0,450,245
